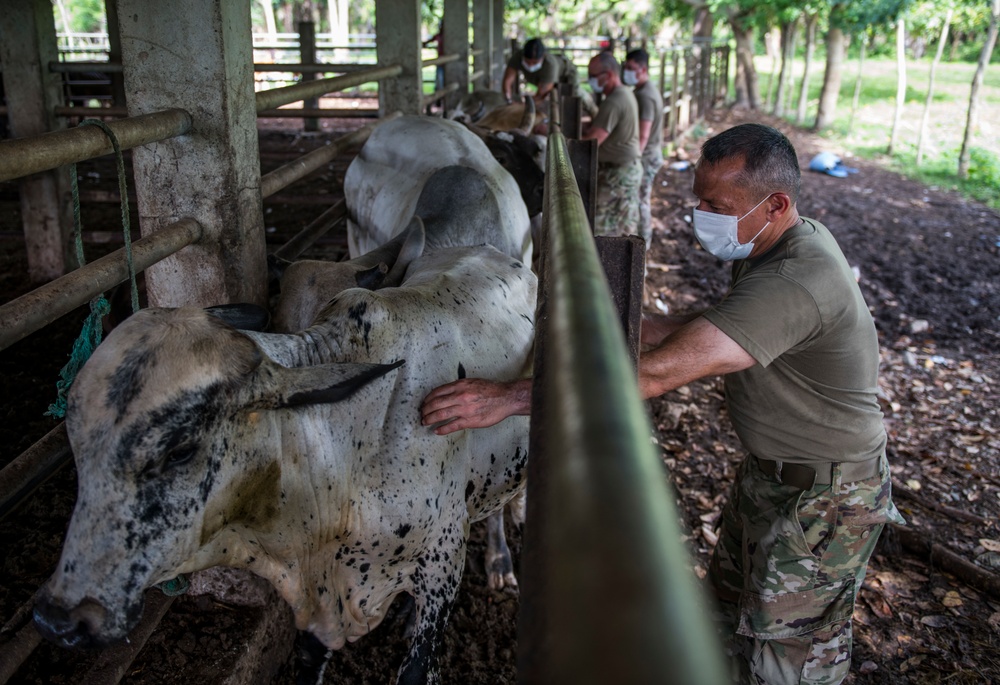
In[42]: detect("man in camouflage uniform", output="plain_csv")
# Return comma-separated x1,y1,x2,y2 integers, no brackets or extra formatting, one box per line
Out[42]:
502,38,597,116
583,51,642,238
419,123,903,685
624,48,664,249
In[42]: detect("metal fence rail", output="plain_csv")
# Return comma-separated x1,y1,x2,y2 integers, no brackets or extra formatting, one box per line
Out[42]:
0,218,203,353
260,113,397,198
0,109,192,183
254,64,402,112
517,129,726,684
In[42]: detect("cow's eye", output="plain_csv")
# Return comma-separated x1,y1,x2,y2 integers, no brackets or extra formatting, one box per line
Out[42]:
164,445,197,469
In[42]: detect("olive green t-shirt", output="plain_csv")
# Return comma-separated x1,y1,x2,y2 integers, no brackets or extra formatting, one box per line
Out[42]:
591,86,640,166
701,218,886,465
633,79,663,165
507,51,578,88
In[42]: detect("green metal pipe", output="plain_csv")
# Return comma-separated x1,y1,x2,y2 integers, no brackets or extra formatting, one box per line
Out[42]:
517,132,727,684
420,82,459,107
0,108,192,183
421,53,461,68
254,64,402,113
0,219,202,353
260,112,399,198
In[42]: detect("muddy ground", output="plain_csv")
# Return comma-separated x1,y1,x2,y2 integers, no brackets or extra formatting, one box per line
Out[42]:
1,105,998,683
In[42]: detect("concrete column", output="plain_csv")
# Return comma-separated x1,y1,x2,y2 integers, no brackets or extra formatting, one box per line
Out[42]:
472,0,492,90
442,0,469,108
0,0,74,283
376,0,422,116
118,0,266,308
491,0,504,87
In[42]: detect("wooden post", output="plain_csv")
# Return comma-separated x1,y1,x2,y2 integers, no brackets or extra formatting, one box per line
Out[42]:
442,0,468,109
669,51,680,141
0,0,74,282
104,0,127,108
117,0,266,307
492,0,504,87
377,0,423,115
472,0,492,89
299,20,319,132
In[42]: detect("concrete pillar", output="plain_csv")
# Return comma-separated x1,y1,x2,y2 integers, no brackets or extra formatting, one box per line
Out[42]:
442,0,469,108
491,0,504,87
0,0,74,283
472,0,492,90
376,0,422,116
117,0,266,308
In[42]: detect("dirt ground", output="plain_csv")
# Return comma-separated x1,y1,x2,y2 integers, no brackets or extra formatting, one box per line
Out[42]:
1,105,998,683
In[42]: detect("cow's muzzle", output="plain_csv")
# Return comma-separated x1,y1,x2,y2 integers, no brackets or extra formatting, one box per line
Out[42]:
34,595,112,649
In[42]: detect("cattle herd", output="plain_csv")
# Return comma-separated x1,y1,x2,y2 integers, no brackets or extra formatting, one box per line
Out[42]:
31,112,547,684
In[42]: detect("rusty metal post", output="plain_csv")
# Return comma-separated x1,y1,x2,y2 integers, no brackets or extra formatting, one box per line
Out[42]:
299,21,319,132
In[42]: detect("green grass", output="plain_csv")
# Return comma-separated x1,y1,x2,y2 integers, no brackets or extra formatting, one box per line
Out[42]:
752,54,1000,209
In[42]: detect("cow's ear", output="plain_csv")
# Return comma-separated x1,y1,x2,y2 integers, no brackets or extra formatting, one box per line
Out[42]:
254,360,405,409
205,303,271,332
354,263,389,289
383,217,425,287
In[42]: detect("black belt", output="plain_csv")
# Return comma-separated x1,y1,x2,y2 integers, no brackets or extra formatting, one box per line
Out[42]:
754,455,882,490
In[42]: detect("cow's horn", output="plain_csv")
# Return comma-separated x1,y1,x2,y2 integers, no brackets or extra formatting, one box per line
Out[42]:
516,96,535,135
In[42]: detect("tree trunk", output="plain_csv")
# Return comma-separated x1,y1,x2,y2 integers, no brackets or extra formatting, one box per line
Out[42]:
959,0,1000,178
774,19,798,117
731,20,759,109
814,11,846,131
796,13,818,124
763,27,780,108
887,18,907,156
848,37,867,133
916,10,953,166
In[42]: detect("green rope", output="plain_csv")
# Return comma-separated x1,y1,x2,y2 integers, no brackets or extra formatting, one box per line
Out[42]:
46,119,139,418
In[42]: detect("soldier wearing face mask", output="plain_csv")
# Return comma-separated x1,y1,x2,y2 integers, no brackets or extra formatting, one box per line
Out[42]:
419,123,903,685
624,48,664,250
582,51,642,239
502,38,597,115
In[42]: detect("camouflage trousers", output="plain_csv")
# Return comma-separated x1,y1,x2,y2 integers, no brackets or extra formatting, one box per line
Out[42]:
594,159,642,238
638,153,664,247
707,454,904,685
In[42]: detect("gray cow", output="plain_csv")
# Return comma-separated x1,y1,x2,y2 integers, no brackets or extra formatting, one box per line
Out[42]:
34,184,536,682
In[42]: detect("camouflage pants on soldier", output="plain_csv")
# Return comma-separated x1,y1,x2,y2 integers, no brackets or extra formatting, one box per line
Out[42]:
594,159,642,238
708,455,904,685
638,153,664,247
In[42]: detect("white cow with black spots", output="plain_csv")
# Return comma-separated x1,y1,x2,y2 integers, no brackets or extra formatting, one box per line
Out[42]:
34,144,536,684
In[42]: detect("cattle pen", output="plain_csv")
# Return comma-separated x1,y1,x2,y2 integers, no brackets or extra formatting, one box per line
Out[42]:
0,1,729,683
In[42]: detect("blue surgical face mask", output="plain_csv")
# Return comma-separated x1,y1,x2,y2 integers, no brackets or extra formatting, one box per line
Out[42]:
623,68,639,86
588,76,604,94
523,60,543,73
692,195,772,261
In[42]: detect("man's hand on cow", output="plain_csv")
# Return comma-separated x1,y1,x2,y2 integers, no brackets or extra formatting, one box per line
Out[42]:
420,378,531,435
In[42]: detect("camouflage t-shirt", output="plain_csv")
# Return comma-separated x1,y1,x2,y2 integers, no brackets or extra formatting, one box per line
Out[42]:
590,86,640,166
633,79,664,164
701,218,886,465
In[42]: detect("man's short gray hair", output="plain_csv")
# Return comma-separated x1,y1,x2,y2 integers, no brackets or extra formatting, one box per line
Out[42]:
700,123,801,203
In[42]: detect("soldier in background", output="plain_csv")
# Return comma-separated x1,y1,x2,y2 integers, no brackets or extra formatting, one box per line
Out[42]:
624,48,664,249
582,51,642,238
502,38,597,116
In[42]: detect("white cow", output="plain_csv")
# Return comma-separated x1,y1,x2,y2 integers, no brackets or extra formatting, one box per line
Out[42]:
345,114,544,262
35,168,537,684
